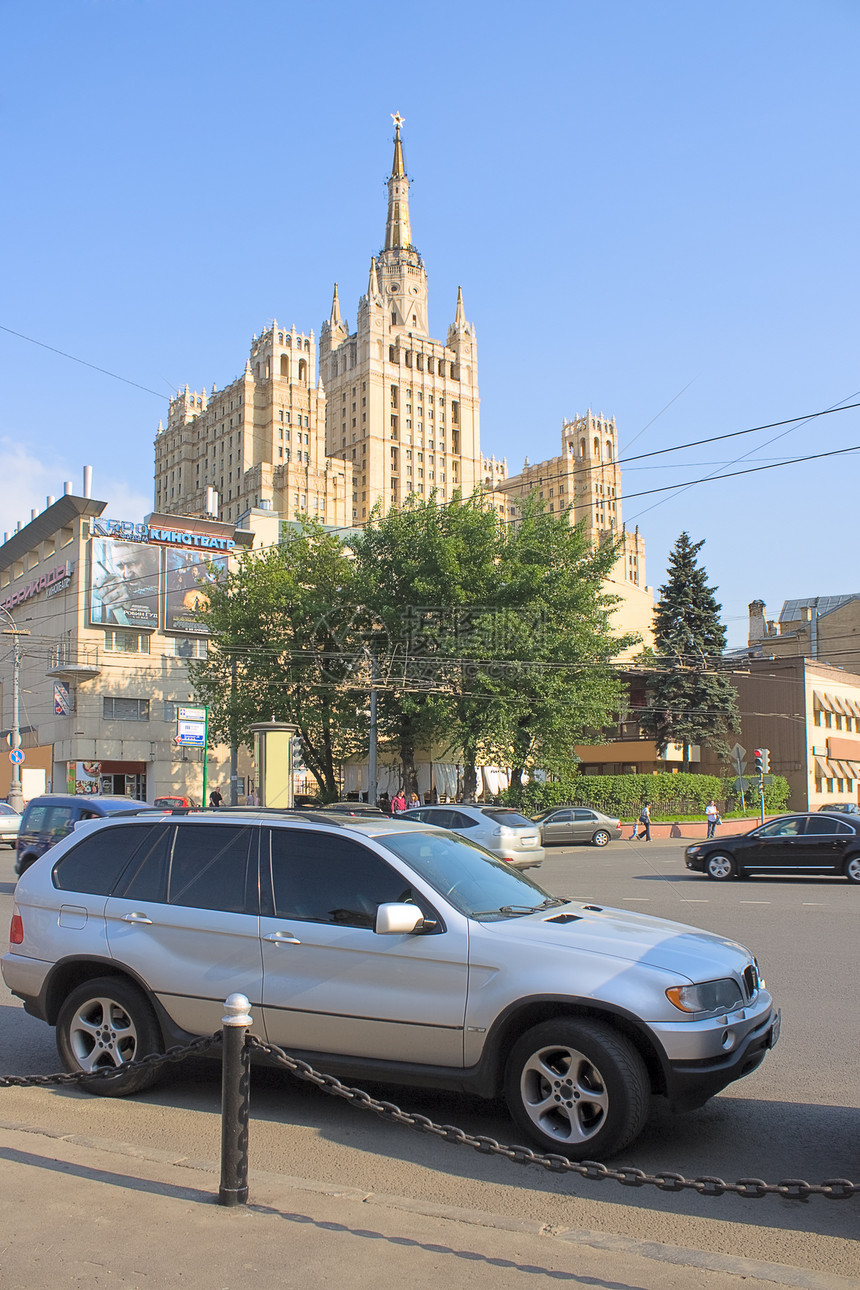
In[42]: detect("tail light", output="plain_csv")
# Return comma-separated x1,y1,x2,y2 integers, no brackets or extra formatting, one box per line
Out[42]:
10,911,23,945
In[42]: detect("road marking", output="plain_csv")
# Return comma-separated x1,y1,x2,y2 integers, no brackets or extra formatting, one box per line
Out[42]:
739,900,770,904
682,898,709,902
621,897,650,901
801,902,829,906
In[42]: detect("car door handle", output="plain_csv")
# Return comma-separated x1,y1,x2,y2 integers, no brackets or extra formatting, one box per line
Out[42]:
121,912,153,924
263,931,302,945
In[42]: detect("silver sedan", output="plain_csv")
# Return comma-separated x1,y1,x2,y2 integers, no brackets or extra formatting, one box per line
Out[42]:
398,804,544,869
532,806,622,848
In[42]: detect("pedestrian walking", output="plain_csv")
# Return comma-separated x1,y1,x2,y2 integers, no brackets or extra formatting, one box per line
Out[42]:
407,791,420,809
705,799,720,839
634,802,651,841
391,790,406,814
245,787,259,806
208,788,223,808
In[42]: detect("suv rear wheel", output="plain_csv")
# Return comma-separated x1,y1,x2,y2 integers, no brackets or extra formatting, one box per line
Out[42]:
504,1018,649,1160
56,977,163,1096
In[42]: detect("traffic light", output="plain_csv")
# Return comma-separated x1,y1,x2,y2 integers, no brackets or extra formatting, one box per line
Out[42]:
754,748,770,775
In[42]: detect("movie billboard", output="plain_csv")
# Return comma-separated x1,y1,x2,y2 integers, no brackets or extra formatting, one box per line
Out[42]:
164,547,228,634
89,538,161,629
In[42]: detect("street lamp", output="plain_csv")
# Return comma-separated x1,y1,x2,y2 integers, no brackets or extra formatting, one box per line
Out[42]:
0,606,30,814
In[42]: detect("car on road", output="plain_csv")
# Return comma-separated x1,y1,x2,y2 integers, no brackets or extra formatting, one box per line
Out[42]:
531,806,622,848
152,796,197,810
816,802,860,815
0,803,22,848
398,804,544,869
3,811,779,1160
14,794,142,876
685,812,860,882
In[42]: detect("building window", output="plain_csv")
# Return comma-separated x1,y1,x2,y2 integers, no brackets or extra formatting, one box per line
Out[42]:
103,697,150,721
172,637,209,659
103,630,151,654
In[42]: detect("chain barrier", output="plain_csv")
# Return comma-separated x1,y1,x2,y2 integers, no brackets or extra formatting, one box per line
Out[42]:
245,1035,858,1203
1,1030,856,1202
0,1033,220,1089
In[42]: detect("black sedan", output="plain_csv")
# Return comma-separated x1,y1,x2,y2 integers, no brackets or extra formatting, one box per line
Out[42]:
685,813,860,883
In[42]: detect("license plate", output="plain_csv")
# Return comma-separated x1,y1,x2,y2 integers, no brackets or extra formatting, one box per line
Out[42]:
520,836,537,846
768,1009,781,1049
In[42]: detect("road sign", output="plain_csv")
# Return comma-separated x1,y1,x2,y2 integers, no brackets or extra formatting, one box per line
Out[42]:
175,718,206,747
178,705,206,722
9,749,24,765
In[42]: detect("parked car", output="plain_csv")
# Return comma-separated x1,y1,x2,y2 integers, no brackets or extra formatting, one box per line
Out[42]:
3,811,779,1159
399,804,544,869
320,801,387,817
0,803,23,848
14,794,142,876
152,796,197,810
531,806,622,848
816,802,860,815
685,812,860,882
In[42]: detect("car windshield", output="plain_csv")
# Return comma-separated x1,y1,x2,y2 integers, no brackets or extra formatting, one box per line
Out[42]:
479,808,534,828
0,804,18,817
383,829,557,920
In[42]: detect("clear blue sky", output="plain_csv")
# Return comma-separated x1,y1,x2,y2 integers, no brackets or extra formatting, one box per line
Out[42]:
3,0,858,647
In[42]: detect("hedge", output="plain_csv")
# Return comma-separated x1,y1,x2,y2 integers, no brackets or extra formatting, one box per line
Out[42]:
500,772,791,818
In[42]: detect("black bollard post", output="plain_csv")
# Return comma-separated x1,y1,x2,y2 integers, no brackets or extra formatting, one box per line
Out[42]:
218,993,252,1207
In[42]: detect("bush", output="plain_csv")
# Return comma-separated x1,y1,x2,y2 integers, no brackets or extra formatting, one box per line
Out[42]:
501,772,792,818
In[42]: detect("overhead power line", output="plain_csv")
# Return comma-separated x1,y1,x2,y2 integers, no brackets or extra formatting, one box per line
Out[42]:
0,323,170,399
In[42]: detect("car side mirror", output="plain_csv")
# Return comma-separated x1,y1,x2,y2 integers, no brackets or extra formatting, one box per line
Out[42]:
375,902,426,935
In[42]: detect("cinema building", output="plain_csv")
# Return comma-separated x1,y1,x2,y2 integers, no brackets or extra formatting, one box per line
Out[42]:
0,482,254,805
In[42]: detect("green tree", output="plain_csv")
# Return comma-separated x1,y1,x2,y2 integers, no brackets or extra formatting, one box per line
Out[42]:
640,532,740,769
350,491,504,795
188,522,365,800
351,490,635,796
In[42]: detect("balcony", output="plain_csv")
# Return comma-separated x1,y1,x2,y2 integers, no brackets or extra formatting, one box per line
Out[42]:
46,643,101,681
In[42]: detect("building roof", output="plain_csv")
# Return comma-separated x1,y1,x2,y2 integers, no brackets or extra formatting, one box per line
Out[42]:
779,594,860,622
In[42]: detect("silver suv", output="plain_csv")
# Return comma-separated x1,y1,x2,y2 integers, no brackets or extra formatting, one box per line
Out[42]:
3,811,780,1159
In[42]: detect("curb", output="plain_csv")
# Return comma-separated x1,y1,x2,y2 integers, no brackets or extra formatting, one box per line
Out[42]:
2,1117,857,1290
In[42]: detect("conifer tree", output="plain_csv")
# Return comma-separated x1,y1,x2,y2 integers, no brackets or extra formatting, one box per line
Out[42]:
640,533,739,769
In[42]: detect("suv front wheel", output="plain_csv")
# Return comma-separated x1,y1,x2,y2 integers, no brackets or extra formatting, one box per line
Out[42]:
56,977,163,1096
503,1018,649,1160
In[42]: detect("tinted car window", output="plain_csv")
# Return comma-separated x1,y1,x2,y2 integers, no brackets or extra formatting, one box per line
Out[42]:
480,809,533,827
572,810,597,821
268,828,415,928
167,825,253,913
548,810,573,823
447,811,479,828
116,826,176,901
755,817,803,838
53,825,156,895
804,816,852,835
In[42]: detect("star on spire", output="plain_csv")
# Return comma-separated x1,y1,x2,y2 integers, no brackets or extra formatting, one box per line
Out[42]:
391,111,405,133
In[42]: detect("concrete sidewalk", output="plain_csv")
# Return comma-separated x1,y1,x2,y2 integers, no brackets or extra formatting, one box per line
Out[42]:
1,1120,857,1290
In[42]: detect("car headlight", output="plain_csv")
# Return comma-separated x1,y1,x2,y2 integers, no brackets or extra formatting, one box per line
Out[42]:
686,846,701,856
666,978,744,1014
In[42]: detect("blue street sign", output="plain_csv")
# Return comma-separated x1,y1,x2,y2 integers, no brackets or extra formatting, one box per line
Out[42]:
9,748,24,765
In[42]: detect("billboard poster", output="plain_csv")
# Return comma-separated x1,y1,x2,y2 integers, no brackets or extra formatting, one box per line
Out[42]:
67,761,101,795
164,547,228,634
89,538,161,629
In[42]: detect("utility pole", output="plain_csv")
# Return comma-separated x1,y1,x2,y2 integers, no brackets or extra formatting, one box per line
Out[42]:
0,609,30,814
367,648,378,809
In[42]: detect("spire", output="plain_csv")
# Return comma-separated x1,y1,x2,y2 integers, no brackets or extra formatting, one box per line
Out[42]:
454,286,465,328
367,256,381,302
329,283,342,327
391,112,406,179
385,112,412,251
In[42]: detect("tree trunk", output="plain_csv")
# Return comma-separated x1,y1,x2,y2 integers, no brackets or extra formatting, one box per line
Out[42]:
462,764,478,803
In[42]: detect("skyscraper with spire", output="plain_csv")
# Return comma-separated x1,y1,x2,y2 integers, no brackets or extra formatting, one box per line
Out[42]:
319,113,483,519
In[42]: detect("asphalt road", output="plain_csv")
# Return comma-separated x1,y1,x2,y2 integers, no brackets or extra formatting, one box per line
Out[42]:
1,837,858,1282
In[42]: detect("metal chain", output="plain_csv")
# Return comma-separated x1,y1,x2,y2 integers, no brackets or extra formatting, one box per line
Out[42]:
2,1030,855,1201
0,1033,220,1089
245,1035,857,1202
